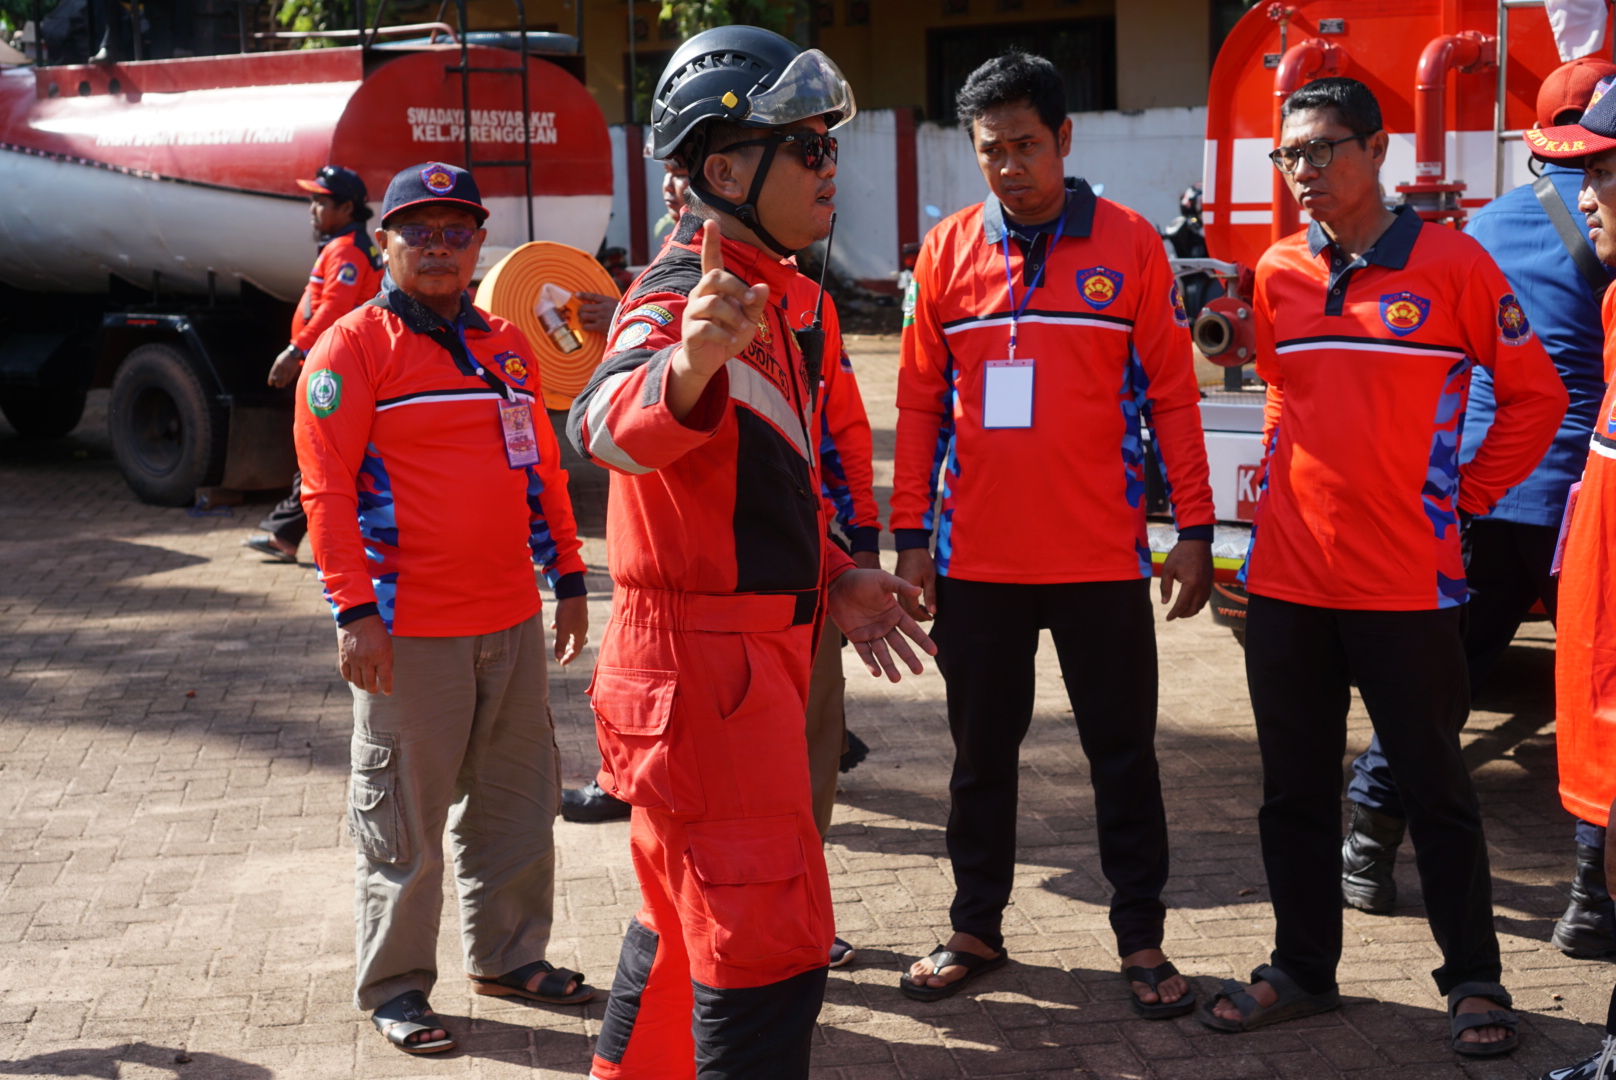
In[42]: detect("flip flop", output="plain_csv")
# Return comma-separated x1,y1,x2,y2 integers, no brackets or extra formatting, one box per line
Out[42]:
1448,981,1518,1058
898,945,1008,1002
1197,964,1340,1033
1123,960,1197,1019
370,990,454,1055
242,535,297,563
469,959,596,1005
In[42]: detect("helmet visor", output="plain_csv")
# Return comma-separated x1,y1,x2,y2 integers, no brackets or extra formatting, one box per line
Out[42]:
746,49,857,130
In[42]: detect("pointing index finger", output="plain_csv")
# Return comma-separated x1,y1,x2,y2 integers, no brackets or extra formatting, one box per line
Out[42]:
701,219,725,277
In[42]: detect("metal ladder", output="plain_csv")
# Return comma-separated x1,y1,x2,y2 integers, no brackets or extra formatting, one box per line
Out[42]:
363,0,538,243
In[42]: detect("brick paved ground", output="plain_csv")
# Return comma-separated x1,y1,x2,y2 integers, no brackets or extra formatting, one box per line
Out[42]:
0,335,1611,1079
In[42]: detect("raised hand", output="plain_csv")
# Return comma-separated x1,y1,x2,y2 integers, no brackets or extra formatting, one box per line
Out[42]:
667,220,771,421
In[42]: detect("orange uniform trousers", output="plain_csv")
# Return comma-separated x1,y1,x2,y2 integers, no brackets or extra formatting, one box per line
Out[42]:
587,586,833,1080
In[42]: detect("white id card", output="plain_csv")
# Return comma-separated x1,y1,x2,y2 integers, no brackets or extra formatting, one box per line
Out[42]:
982,359,1034,429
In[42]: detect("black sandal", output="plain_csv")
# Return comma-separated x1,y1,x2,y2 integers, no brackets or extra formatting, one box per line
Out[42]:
469,959,596,1005
1123,960,1197,1019
1197,964,1340,1033
898,945,1008,1002
370,990,455,1055
1448,981,1518,1058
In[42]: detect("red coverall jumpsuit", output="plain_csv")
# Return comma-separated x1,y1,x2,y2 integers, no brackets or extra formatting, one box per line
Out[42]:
567,212,853,1080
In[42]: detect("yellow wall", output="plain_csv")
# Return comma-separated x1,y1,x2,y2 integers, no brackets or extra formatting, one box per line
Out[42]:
514,0,1213,124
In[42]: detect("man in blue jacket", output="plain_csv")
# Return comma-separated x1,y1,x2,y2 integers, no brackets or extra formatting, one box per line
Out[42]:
1342,59,1616,958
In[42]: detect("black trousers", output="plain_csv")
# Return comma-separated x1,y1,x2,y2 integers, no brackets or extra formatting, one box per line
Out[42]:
1246,594,1501,996
1349,519,1559,815
257,469,307,544
933,575,1168,955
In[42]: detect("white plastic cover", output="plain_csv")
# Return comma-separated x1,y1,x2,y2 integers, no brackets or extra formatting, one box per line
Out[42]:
745,49,857,130
1547,0,1607,62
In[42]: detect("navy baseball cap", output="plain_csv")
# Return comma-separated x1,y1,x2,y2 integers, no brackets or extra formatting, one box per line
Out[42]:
1528,74,1616,162
296,164,367,206
380,162,489,226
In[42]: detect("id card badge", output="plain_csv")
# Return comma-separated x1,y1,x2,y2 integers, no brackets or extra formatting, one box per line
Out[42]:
983,359,1034,429
498,398,541,469
1551,480,1582,577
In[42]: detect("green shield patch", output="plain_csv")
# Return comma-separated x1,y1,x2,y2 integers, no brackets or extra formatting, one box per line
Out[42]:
307,368,342,418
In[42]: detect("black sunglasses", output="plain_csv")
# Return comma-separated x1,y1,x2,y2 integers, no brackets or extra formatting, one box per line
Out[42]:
724,131,839,170
1269,131,1378,174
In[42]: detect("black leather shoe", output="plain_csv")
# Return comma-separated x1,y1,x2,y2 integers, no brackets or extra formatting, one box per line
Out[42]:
561,781,632,823
1553,843,1616,958
1341,803,1405,914
839,731,869,773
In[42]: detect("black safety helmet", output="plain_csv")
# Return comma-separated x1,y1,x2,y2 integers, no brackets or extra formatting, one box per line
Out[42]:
649,25,855,256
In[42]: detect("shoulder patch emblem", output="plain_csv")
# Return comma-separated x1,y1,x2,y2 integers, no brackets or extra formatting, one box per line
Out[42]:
337,262,358,286
494,350,528,385
1078,266,1123,309
902,277,918,325
1169,281,1190,328
1379,292,1431,337
1497,293,1533,345
612,321,654,352
306,368,342,418
623,303,674,326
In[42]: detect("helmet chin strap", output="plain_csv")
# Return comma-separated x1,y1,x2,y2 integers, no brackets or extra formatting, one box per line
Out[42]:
691,138,798,259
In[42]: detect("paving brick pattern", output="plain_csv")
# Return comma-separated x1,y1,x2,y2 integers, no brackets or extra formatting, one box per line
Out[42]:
0,335,1610,1079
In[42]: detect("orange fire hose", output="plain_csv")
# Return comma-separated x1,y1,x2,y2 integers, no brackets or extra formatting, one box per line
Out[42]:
475,242,621,412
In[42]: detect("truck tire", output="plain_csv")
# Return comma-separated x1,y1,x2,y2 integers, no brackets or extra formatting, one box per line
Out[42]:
0,387,87,438
108,343,227,506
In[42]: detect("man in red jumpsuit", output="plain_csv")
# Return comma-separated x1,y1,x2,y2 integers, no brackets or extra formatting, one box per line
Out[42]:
244,165,382,563
567,26,933,1080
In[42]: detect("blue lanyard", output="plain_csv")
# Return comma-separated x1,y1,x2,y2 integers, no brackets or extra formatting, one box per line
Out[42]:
999,193,1072,360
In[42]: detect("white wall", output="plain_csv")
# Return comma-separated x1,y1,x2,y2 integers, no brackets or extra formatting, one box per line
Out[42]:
606,106,1209,282
916,106,1208,245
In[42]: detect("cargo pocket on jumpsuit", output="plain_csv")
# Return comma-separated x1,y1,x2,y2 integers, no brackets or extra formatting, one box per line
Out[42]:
588,666,679,810
685,815,824,972
349,732,410,865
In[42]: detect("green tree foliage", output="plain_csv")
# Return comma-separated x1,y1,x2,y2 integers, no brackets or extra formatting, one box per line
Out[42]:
656,0,788,39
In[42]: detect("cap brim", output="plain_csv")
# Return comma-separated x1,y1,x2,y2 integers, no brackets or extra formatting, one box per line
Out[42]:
296,178,334,194
1525,122,1616,161
381,197,489,225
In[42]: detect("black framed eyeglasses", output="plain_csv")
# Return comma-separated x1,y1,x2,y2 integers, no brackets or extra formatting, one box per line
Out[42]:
724,131,839,170
1268,131,1378,174
392,224,479,250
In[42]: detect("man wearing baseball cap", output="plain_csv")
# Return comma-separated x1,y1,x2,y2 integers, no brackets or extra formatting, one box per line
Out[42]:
1523,72,1616,1080
1342,60,1616,951
243,165,383,563
295,161,594,1054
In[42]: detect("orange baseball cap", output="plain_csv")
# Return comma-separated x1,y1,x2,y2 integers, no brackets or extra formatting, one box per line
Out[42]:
1529,73,1616,162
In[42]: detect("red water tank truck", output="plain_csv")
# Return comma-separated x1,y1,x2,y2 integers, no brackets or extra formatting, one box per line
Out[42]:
0,1,611,505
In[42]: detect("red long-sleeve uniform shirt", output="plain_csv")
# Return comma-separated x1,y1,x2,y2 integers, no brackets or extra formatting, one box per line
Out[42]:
892,179,1215,582
1243,207,1567,610
815,304,881,553
291,223,384,354
295,280,586,636
567,214,855,600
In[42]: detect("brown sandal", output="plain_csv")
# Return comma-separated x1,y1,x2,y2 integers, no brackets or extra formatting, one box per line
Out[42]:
470,960,596,1005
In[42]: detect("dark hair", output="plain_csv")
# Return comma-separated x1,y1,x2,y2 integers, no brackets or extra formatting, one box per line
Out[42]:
955,49,1067,142
1281,76,1383,135
350,202,373,223
675,119,763,216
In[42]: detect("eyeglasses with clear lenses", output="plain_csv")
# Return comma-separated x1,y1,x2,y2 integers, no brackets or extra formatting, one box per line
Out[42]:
393,224,479,250
1268,131,1377,174
725,131,839,170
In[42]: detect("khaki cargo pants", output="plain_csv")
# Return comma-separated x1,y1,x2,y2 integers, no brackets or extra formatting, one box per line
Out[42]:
347,613,562,1011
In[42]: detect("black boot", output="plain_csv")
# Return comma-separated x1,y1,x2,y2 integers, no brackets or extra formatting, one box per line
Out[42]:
1552,843,1616,958
1341,802,1405,915
560,781,632,823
